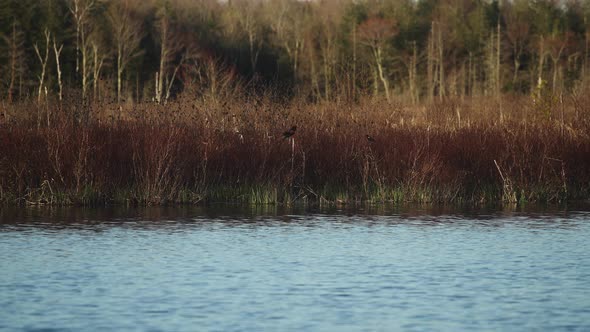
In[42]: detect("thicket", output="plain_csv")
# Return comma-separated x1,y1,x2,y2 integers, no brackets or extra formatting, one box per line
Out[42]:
2,0,590,206
1,93,590,205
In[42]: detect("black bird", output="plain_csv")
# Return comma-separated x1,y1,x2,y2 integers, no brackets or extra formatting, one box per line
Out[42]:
283,126,297,139
366,134,376,143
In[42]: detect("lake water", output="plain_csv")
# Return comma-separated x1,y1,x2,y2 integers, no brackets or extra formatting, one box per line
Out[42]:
1,205,590,331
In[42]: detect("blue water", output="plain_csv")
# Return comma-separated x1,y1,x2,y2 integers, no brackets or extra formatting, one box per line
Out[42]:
1,206,589,331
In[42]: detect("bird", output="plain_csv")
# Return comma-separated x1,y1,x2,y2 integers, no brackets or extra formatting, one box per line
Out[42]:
366,134,376,143
283,126,297,139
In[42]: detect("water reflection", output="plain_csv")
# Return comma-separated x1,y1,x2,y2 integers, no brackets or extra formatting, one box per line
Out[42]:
1,203,588,232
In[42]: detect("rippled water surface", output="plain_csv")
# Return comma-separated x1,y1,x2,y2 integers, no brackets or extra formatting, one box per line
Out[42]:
1,205,590,331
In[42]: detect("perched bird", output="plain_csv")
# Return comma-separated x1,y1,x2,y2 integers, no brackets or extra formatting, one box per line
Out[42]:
366,134,376,143
283,126,297,139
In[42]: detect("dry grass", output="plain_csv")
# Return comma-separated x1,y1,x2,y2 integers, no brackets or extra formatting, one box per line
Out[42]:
1,91,590,205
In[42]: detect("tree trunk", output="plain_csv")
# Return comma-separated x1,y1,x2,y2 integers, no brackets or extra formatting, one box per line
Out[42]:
8,23,18,103
322,41,332,101
117,48,123,103
512,45,520,86
372,67,379,97
70,0,95,79
487,29,500,96
408,41,418,104
310,49,320,100
73,0,80,73
585,29,589,83
460,61,466,99
497,22,501,95
53,40,63,102
537,36,545,91
165,55,184,103
375,46,390,102
33,29,51,105
92,43,104,100
82,36,88,99
468,52,472,96
352,23,357,101
156,15,168,104
438,23,444,99
248,29,260,73
427,21,434,101
552,58,561,93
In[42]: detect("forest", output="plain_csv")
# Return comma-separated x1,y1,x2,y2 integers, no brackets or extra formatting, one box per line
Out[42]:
1,0,590,206
1,0,589,103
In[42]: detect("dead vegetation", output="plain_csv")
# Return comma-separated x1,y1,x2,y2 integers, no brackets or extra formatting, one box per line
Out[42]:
1,90,589,206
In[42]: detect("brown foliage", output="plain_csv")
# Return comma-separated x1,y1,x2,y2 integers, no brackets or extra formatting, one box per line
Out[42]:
1,93,590,205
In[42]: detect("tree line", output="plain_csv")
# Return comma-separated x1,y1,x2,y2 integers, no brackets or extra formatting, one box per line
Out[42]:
1,0,589,105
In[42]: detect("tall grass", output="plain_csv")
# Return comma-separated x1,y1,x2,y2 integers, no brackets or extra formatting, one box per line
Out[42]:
1,92,590,205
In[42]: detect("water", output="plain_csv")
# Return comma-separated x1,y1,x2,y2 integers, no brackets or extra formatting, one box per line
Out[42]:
1,205,590,331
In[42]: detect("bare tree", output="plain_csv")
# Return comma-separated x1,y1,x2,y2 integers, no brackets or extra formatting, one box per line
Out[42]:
400,41,419,104
426,20,447,100
438,20,445,98
232,0,264,73
427,21,435,101
33,29,51,105
154,2,183,104
358,16,397,102
268,0,308,81
107,0,144,103
585,27,589,82
546,32,570,93
185,53,241,103
91,40,106,100
535,35,548,94
316,1,341,101
53,39,64,103
504,9,530,86
583,6,590,84
69,0,95,98
486,25,501,96
86,13,110,101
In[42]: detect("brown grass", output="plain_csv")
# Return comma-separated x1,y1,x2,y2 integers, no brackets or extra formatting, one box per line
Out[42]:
1,92,590,205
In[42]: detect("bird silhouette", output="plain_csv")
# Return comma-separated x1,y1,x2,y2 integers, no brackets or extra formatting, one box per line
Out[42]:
283,126,297,139
366,134,376,143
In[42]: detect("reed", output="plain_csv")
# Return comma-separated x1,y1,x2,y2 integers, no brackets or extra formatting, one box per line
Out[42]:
1,93,589,206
